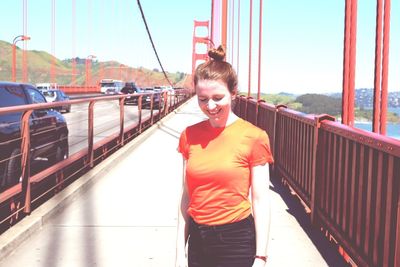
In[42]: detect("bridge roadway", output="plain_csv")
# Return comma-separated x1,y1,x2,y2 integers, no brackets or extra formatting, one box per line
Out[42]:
0,98,347,266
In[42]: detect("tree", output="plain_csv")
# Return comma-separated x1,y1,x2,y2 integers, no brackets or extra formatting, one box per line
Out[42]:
295,94,341,116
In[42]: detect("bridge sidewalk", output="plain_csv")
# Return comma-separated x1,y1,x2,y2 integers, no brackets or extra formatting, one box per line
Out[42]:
0,98,346,267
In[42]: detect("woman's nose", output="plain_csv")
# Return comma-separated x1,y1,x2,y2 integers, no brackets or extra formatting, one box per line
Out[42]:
207,100,217,109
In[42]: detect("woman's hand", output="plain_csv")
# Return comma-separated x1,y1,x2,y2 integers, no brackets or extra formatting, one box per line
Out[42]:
252,257,267,266
175,255,187,267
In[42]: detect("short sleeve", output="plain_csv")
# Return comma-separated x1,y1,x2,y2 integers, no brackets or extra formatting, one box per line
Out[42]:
178,129,189,159
249,130,274,166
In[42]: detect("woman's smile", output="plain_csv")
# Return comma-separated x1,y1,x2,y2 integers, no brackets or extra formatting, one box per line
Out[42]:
195,79,235,128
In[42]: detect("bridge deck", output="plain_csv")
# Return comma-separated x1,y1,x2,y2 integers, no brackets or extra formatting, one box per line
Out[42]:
0,98,346,266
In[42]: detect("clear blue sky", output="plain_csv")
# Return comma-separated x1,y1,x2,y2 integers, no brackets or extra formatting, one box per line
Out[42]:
0,0,399,95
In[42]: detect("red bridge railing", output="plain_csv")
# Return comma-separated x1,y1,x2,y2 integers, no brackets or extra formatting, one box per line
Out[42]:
234,95,400,267
0,89,192,235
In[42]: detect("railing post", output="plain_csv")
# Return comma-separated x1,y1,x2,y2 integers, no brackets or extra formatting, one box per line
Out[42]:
395,195,400,267
274,104,287,172
245,96,252,120
255,99,264,126
163,91,169,116
150,94,154,125
119,97,125,146
310,114,335,225
88,101,95,168
138,95,143,133
21,110,33,214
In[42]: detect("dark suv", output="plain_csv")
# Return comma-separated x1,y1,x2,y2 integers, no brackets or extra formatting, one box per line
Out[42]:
0,82,69,189
121,82,141,105
142,87,164,109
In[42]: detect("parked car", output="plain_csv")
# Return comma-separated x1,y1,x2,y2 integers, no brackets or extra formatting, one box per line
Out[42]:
42,89,71,113
0,82,69,189
142,87,164,109
120,82,142,105
35,82,59,92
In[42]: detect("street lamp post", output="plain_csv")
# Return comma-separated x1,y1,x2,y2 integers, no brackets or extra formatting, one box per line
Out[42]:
12,35,31,82
119,64,125,80
85,55,96,87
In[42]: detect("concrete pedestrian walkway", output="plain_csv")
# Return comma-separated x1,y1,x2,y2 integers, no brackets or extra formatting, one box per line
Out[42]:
0,97,347,267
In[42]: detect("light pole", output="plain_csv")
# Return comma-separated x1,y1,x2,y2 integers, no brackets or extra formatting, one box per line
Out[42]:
85,55,96,87
119,64,125,80
12,35,30,82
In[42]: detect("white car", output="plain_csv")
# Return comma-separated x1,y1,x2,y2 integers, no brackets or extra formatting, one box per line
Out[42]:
36,83,59,92
42,89,71,113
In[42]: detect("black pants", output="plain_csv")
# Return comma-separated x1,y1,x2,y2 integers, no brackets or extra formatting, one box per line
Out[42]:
188,215,256,267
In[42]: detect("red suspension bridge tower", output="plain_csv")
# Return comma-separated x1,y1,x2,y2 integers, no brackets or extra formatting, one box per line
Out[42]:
192,20,210,76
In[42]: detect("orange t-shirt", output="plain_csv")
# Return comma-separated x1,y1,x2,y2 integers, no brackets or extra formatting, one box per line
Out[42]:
178,118,274,225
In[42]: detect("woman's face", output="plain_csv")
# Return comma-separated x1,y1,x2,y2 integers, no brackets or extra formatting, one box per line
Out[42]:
196,79,235,128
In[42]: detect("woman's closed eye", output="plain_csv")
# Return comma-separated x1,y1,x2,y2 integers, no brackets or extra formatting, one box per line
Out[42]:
212,96,224,101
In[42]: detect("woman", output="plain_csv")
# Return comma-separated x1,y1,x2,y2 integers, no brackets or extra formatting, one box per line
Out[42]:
175,45,273,267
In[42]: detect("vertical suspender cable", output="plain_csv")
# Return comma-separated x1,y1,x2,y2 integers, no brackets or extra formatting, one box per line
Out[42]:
231,0,235,65
248,0,253,97
341,0,357,126
51,0,56,83
136,0,173,86
221,0,228,51
347,0,357,126
72,0,76,85
236,0,241,79
257,0,263,100
22,0,28,82
373,0,383,133
342,0,351,125
211,0,214,43
379,0,391,135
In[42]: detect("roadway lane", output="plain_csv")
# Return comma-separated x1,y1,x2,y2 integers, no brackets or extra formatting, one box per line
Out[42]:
64,100,155,155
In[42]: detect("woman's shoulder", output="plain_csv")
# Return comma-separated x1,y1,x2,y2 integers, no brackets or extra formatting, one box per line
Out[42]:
183,119,209,135
236,118,266,135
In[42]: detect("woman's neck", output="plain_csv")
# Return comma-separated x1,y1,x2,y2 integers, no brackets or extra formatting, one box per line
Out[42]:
209,111,239,128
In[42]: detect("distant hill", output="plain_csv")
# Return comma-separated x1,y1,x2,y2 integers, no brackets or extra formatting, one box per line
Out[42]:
0,40,191,88
329,88,400,108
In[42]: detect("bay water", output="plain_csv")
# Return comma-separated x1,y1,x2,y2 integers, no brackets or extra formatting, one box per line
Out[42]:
354,107,400,140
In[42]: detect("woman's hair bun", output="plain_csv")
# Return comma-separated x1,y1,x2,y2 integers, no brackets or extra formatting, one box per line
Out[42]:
208,45,226,61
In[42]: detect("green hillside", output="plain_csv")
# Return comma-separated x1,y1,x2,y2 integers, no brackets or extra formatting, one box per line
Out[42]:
0,40,188,87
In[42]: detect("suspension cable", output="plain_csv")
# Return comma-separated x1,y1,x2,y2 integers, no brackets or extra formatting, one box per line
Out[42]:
136,0,173,87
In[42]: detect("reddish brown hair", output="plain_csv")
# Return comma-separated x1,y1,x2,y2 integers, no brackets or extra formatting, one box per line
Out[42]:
193,45,238,95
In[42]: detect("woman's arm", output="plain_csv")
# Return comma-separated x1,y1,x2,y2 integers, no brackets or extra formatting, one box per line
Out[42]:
175,158,189,267
251,164,271,266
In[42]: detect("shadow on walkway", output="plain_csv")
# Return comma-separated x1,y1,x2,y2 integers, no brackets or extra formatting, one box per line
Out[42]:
269,174,350,267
